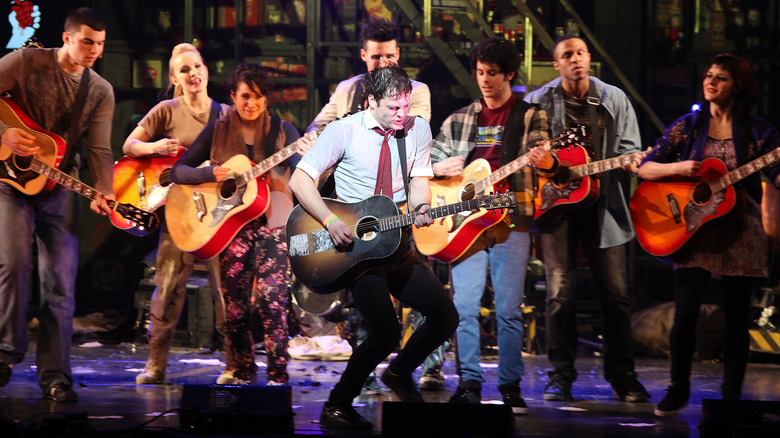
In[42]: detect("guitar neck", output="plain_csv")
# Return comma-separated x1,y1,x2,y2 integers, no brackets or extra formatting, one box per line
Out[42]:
711,147,780,192
30,155,109,204
472,129,577,193
474,152,533,194
236,132,316,187
374,197,493,232
569,151,645,178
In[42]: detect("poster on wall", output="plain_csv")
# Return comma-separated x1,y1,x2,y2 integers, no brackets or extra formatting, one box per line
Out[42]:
6,0,40,49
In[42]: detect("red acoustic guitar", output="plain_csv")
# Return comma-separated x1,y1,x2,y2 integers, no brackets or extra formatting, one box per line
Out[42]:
533,146,646,228
413,125,587,263
166,132,317,260
630,150,780,262
109,149,184,236
0,97,159,232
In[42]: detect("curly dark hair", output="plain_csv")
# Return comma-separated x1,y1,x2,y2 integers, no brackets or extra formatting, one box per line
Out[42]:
706,53,759,117
64,7,106,33
469,37,520,77
228,63,271,97
359,18,398,46
362,65,412,102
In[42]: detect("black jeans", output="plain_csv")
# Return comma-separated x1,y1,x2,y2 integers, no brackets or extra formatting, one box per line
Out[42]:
670,268,753,398
328,241,458,406
539,206,636,383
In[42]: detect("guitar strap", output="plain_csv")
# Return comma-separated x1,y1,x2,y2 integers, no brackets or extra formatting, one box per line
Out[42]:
265,117,282,160
394,115,417,204
207,99,221,124
586,80,602,161
60,67,91,173
500,95,532,192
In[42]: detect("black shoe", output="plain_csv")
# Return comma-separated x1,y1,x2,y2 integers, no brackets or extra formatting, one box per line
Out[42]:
319,402,372,431
45,383,79,403
610,375,651,402
543,373,573,401
499,384,528,415
0,363,11,387
449,381,481,404
418,370,445,391
381,367,424,402
654,381,690,417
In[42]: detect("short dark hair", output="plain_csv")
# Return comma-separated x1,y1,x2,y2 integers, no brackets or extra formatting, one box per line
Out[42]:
363,65,412,102
359,18,398,46
552,34,587,60
707,53,759,116
228,63,271,97
469,37,520,76
64,7,106,33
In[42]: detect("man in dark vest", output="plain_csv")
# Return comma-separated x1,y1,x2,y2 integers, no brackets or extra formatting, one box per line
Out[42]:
430,37,556,415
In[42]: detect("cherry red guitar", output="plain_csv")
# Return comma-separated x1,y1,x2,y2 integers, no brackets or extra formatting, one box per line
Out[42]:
533,146,646,228
109,149,184,236
414,125,587,263
166,132,317,260
630,150,780,262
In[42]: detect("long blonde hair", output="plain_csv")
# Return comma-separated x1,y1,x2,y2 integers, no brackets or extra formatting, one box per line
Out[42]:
167,43,204,98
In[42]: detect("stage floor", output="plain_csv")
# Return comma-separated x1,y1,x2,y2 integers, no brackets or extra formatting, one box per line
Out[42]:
1,340,778,437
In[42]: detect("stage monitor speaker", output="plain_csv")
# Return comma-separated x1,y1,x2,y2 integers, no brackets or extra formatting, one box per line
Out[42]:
179,384,293,435
701,399,780,437
381,401,514,437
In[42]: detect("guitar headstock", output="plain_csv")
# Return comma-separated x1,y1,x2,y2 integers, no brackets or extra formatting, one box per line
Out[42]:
113,202,161,233
555,124,591,148
478,192,518,210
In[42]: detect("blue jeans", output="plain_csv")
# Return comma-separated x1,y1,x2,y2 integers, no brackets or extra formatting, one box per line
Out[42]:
539,206,635,383
0,183,79,393
451,224,529,388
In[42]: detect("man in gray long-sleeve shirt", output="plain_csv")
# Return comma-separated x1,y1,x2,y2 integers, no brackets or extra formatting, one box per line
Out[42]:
0,7,115,403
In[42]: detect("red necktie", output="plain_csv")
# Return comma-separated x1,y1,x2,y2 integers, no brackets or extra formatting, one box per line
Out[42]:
373,127,394,196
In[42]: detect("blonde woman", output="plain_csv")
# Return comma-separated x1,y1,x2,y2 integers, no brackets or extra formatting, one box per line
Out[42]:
124,43,229,384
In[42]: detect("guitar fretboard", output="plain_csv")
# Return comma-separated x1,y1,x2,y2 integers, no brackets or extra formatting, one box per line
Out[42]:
236,132,317,188
30,157,100,201
27,155,158,230
471,126,585,194
570,151,646,178
373,195,516,232
711,147,780,193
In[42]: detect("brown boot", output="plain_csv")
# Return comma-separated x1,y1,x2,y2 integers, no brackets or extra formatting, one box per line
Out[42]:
136,335,171,384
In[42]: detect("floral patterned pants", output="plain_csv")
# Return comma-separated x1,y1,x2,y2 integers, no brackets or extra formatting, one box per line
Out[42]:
220,217,290,384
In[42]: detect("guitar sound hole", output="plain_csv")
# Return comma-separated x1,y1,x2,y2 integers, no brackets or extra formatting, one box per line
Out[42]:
158,169,173,187
552,168,572,185
355,216,379,241
13,155,32,171
460,184,476,201
692,183,712,205
219,178,237,199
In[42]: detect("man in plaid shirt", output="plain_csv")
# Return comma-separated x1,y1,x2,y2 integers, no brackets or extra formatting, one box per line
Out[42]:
430,37,556,415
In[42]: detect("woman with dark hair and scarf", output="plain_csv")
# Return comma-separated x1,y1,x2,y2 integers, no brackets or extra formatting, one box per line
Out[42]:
172,63,312,385
638,53,780,417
